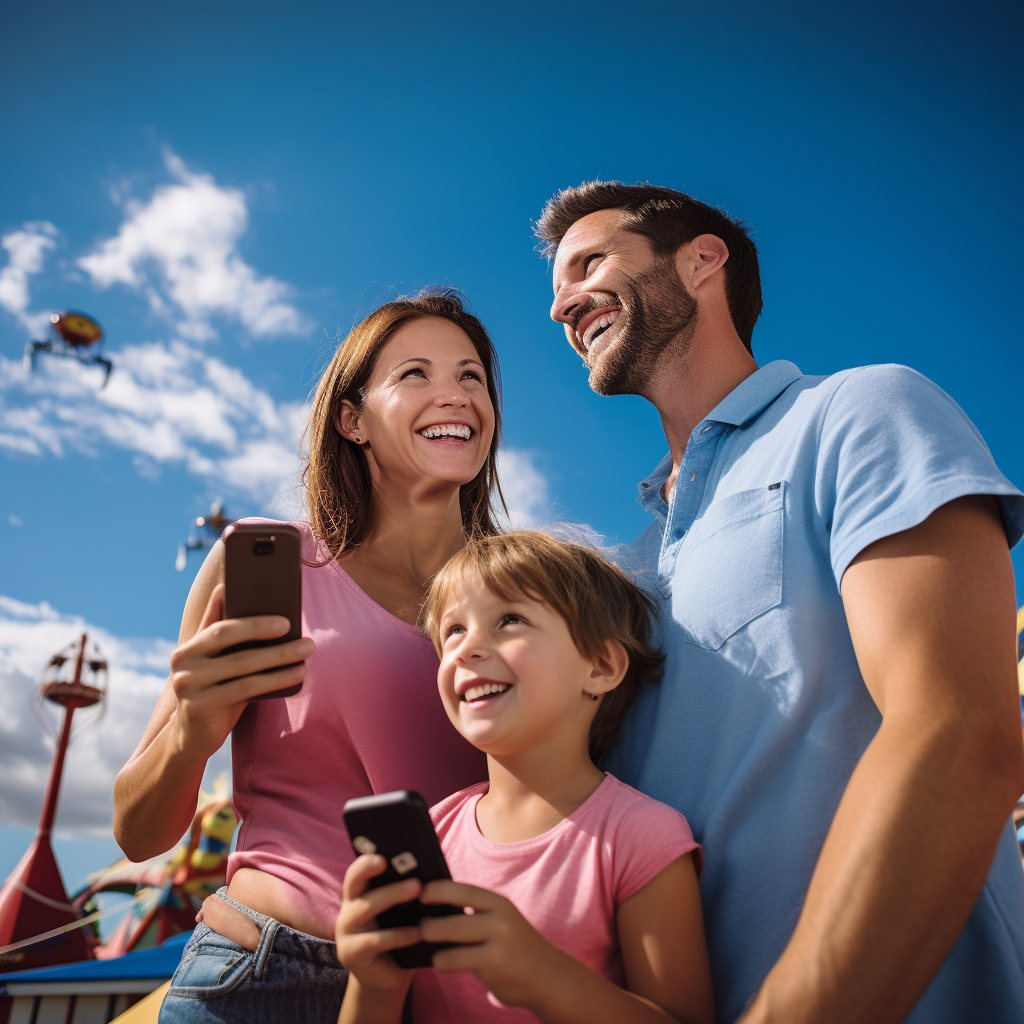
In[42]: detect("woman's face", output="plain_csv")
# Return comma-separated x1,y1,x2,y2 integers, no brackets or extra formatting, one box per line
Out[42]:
337,317,495,494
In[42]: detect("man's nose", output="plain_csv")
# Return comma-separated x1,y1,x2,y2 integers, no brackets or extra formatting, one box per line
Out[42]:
550,286,585,328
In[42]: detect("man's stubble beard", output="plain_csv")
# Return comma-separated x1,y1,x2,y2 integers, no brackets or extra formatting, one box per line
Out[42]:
588,259,698,398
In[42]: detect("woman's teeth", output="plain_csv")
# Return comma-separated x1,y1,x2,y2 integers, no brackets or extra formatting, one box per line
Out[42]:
420,424,472,440
462,682,510,702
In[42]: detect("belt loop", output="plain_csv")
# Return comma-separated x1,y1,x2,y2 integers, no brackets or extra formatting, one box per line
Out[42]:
253,918,280,980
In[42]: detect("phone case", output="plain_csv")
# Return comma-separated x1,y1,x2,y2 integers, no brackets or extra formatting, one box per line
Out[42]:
342,790,464,969
221,522,303,699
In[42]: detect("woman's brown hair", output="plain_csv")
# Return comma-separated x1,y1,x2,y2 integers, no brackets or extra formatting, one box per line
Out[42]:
422,531,664,766
303,290,505,559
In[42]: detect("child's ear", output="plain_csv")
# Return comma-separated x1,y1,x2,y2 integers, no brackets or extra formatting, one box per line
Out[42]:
585,639,629,698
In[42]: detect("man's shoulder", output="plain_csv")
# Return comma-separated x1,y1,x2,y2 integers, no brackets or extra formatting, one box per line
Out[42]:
781,363,943,418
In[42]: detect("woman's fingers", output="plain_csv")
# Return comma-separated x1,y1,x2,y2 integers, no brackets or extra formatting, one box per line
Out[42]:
172,632,313,696
189,614,293,661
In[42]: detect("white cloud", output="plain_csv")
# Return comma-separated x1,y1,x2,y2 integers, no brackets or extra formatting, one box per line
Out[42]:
0,340,308,512
78,149,307,341
497,448,551,527
0,595,230,839
0,221,59,337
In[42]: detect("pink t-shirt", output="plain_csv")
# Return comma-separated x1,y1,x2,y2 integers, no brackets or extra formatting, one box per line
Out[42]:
410,774,701,1024
226,520,486,935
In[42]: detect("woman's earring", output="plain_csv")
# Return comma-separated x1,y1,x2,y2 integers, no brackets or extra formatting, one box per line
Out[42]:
355,436,362,444
591,693,599,702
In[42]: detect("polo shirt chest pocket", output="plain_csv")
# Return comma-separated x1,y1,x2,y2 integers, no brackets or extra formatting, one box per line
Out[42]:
668,484,785,650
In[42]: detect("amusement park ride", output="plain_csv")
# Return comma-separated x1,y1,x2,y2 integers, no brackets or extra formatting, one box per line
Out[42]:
175,501,234,571
0,635,237,978
0,636,107,972
24,312,113,387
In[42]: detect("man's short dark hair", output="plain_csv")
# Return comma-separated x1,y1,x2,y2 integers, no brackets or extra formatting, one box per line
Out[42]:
535,181,763,352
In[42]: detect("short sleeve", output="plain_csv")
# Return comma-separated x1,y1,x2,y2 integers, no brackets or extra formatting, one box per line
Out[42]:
815,365,1024,587
610,787,703,905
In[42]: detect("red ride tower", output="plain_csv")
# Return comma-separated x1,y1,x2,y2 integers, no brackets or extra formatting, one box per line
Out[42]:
0,634,107,971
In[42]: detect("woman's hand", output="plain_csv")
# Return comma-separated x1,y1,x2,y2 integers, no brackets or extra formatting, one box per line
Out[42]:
168,583,315,760
418,880,563,1009
334,854,421,995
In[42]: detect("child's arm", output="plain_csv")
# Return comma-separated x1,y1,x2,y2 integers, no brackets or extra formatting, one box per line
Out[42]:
417,851,713,1024
334,854,421,1024
617,853,715,1024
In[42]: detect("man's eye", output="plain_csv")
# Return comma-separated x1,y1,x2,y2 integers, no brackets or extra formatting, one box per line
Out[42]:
584,254,604,275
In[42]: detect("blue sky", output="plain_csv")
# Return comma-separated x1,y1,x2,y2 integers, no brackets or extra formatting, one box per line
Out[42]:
2,0,1021,896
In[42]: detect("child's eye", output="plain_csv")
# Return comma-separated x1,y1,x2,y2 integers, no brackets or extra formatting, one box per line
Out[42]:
444,623,465,639
498,613,524,627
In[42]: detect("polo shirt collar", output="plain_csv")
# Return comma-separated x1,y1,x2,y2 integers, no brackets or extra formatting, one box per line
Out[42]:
705,360,803,426
635,360,804,511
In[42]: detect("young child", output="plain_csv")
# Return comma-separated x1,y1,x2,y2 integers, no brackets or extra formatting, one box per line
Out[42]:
335,531,714,1024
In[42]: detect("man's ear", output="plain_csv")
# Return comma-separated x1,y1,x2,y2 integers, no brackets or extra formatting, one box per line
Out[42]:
333,399,363,443
675,233,729,293
585,639,630,699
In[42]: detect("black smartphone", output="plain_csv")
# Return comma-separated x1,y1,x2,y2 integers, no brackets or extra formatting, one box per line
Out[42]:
221,522,303,699
342,790,464,969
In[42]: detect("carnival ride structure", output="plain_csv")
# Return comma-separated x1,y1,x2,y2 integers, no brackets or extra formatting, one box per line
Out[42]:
175,501,234,572
0,635,236,976
24,312,113,387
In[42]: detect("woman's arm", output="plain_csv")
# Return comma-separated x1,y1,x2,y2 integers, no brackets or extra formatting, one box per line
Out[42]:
417,859,712,1024
112,542,314,860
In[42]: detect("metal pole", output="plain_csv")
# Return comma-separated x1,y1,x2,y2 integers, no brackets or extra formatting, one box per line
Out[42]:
35,634,85,837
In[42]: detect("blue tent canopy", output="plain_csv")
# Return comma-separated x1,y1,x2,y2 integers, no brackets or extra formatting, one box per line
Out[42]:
0,930,189,990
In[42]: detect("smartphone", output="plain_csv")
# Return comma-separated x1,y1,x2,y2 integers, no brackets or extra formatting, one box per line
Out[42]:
221,522,303,699
342,790,464,968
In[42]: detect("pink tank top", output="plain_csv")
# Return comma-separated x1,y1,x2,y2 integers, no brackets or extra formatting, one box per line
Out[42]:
226,520,486,934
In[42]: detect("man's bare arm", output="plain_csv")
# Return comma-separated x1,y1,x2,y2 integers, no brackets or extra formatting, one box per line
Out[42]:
741,495,1024,1024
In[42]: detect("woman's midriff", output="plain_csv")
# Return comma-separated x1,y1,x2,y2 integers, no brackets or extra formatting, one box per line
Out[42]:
226,866,335,939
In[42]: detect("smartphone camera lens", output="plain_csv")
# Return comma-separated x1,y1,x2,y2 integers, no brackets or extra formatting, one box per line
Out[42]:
253,540,275,555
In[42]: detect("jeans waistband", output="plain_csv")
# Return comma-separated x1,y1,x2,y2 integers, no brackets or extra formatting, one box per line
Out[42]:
214,887,342,969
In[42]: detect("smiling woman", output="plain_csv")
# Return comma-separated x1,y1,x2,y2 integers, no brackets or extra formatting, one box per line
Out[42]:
113,290,503,1024
304,291,505,561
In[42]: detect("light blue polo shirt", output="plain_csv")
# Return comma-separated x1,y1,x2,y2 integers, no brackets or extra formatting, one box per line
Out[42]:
606,360,1024,1024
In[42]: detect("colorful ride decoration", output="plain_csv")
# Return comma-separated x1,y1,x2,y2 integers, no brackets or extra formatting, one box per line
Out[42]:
0,635,107,973
72,785,237,959
24,311,113,387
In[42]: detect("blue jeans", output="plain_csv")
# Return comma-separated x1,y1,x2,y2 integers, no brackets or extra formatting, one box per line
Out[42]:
159,890,348,1023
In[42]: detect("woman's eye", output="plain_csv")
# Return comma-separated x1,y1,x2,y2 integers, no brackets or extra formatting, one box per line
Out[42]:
461,370,484,384
400,367,427,380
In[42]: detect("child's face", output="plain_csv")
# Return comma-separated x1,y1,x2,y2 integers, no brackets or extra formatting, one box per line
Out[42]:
436,572,599,758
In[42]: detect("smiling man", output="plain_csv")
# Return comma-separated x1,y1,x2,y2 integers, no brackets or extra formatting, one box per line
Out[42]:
537,182,1024,1024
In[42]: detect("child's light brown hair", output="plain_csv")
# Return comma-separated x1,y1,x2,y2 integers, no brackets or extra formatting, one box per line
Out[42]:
422,531,664,765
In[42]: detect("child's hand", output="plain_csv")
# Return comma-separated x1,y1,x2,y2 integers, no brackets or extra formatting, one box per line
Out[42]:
334,854,422,995
418,880,564,1010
